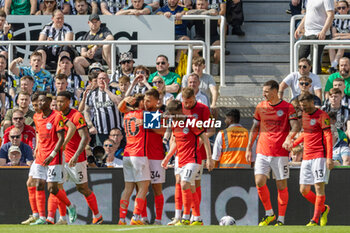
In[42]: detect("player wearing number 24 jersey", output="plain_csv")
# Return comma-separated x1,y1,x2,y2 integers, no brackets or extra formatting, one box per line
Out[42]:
293,92,333,226
246,80,300,226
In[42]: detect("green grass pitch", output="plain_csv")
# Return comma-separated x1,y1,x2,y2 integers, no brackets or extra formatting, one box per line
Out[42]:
1,225,350,233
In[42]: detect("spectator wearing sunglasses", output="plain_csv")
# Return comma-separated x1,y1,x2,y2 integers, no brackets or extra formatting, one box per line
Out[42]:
279,57,322,101
291,76,322,108
0,127,33,166
104,139,123,167
148,54,181,97
2,109,36,149
151,76,174,106
111,52,135,84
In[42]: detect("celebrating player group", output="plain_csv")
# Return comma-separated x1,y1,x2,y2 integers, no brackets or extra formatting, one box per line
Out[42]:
22,79,333,226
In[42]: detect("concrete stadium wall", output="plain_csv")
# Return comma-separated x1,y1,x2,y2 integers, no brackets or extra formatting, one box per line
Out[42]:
0,168,349,225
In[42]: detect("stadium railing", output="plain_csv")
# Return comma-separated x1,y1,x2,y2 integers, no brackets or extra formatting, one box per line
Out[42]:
2,40,206,76
290,14,350,74
5,15,226,87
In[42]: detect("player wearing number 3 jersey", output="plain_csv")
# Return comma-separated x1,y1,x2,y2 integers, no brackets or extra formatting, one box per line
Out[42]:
293,92,334,226
246,80,300,226
56,91,103,224
118,94,150,225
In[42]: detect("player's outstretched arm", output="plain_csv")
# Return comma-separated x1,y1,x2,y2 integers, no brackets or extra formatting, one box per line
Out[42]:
118,96,135,114
246,120,260,162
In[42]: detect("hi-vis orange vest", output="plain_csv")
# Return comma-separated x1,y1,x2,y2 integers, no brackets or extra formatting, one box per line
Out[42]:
219,125,250,168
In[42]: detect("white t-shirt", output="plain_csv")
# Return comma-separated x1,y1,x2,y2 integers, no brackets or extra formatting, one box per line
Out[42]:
304,0,334,36
283,72,322,98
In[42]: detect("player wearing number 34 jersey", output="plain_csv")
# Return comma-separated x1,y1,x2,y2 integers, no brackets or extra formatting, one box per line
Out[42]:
293,92,333,226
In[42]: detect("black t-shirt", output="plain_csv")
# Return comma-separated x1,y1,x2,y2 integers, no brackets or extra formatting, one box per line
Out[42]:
194,19,219,39
82,26,113,50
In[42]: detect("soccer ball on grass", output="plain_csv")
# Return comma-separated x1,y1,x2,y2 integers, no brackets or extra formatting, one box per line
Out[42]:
219,216,236,226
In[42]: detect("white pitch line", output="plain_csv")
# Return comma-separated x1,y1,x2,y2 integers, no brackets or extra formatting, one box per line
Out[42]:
113,226,168,231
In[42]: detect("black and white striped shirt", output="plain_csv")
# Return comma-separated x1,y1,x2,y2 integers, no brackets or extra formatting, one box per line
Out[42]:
333,13,350,33
40,22,73,46
101,0,127,14
86,86,123,134
67,72,86,94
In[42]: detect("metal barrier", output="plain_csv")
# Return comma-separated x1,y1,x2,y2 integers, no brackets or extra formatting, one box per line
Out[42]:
4,14,226,87
181,15,226,87
2,40,206,77
290,14,350,73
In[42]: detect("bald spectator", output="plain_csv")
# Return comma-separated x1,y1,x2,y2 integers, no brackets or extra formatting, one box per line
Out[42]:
181,56,218,108
279,58,322,101
74,14,113,75
85,72,123,146
176,73,210,107
116,0,152,15
3,109,35,149
148,54,181,97
0,127,33,166
325,57,350,99
3,91,35,130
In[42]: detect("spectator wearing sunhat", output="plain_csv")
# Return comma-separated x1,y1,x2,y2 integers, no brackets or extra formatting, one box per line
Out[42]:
5,146,28,166
111,52,135,84
73,13,114,75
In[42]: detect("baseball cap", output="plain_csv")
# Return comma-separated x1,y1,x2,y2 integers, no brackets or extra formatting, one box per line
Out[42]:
89,62,104,73
89,13,100,21
119,52,134,63
9,146,21,155
60,55,72,63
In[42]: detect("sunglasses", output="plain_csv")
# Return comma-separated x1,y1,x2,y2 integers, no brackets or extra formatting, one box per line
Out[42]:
299,82,310,86
13,117,24,121
156,62,166,65
153,81,163,85
136,70,146,75
298,65,308,69
104,144,113,147
120,60,132,65
10,135,21,139
338,6,347,10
